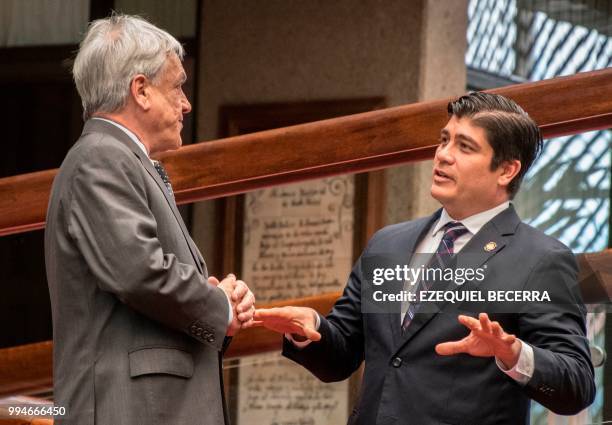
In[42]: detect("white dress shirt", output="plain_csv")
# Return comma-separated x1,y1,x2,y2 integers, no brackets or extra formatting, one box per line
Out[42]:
91,118,234,327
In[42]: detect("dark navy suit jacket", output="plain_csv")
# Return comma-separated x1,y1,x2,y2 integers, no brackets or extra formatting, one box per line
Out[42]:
283,206,595,425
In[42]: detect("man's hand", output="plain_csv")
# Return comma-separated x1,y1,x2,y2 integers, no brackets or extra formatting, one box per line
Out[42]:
209,274,255,336
251,307,321,342
435,313,521,369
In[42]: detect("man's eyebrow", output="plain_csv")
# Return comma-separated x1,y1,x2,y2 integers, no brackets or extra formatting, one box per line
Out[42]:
456,133,480,148
440,128,450,137
177,72,187,84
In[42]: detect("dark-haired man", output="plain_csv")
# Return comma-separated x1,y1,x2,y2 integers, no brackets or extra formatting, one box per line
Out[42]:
254,92,595,424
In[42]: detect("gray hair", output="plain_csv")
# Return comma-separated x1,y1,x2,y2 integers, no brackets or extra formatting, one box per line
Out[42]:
73,14,184,120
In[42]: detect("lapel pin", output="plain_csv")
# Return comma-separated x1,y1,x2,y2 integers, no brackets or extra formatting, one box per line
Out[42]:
484,242,497,252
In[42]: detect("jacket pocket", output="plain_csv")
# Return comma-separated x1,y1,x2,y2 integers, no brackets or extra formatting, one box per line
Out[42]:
128,346,194,378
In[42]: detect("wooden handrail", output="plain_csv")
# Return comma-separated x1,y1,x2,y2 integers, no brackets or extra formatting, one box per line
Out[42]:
0,68,611,237
0,293,341,398
0,342,52,398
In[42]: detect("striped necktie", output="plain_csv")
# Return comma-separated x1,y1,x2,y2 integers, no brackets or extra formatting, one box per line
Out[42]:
402,221,469,330
152,160,174,198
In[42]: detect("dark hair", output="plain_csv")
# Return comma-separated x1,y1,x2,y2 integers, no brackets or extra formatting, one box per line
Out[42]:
447,91,542,198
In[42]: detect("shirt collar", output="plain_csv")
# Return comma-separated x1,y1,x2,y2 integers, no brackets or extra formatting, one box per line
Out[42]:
432,201,511,237
91,117,150,159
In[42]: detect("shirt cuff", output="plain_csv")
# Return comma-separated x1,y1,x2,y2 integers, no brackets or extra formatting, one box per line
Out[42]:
495,339,534,385
285,313,321,348
222,291,233,326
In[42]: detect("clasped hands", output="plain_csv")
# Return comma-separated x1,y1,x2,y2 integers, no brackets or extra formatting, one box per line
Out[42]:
251,308,521,368
209,274,256,336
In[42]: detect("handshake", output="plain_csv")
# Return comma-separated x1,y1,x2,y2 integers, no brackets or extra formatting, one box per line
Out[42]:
208,274,320,340
209,274,522,368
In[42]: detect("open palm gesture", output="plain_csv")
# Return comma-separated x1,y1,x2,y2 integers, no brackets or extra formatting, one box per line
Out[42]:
251,307,322,341
435,313,521,369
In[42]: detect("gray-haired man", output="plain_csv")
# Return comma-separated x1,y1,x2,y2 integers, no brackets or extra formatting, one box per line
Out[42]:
45,14,254,425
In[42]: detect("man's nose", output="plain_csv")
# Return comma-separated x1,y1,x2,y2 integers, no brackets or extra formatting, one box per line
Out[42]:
435,143,454,163
181,92,192,114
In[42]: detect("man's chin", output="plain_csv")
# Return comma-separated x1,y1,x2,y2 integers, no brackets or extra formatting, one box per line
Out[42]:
151,139,182,155
169,137,182,151
430,185,451,204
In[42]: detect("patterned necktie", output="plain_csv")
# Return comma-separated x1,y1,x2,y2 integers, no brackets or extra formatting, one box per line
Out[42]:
402,221,469,330
152,160,174,198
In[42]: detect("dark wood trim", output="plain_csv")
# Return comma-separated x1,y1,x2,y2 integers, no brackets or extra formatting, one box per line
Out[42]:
0,36,195,84
89,0,115,21
184,0,206,234
191,0,204,144
217,195,245,277
0,45,77,63
180,39,198,59
353,170,386,256
0,45,75,83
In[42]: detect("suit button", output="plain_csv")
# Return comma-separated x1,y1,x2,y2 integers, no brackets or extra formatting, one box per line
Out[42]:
391,357,402,368
207,336,215,343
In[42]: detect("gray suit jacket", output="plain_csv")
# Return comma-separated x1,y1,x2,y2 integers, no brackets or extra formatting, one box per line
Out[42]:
45,119,230,425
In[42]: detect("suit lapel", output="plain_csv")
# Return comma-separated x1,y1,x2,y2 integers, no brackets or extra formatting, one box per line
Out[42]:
82,119,205,275
394,205,520,354
388,211,442,345
140,159,205,275
460,205,520,266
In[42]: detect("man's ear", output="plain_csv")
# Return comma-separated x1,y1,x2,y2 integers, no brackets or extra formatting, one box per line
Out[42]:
130,74,151,111
497,159,521,189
